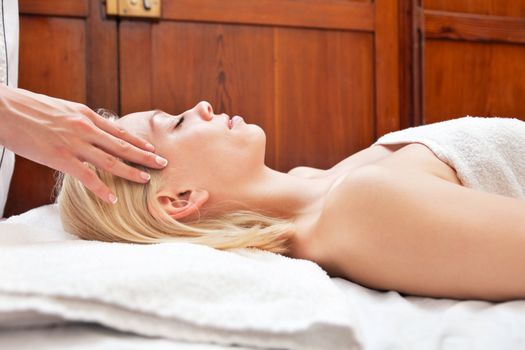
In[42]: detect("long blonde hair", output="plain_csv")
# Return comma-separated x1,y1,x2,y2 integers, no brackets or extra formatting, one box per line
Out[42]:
56,112,294,254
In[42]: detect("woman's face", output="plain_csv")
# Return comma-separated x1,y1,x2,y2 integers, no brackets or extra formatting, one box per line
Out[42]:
115,101,266,203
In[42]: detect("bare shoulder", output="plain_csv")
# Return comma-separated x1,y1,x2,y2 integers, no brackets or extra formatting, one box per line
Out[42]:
316,165,525,300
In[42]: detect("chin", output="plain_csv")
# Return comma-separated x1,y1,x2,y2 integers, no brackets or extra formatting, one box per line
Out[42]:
238,124,266,165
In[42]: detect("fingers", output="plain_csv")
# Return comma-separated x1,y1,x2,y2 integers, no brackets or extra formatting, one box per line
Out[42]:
81,146,153,186
90,111,157,153
89,113,168,169
67,159,118,204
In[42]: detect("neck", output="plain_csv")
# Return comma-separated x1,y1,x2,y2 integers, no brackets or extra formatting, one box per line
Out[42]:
213,166,333,223
206,165,335,259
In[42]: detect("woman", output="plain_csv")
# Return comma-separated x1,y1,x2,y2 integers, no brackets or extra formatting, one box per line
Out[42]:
57,101,525,302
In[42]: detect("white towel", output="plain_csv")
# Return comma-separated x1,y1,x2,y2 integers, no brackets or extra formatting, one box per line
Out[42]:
374,116,525,199
0,205,360,350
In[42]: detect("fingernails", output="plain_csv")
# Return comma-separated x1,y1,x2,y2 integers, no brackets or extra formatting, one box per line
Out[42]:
140,171,151,181
156,156,168,167
108,193,118,204
145,143,155,152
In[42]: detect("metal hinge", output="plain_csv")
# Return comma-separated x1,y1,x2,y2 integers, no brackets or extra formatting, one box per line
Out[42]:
106,0,161,19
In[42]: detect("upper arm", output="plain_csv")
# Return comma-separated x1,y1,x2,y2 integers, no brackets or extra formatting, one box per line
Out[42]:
335,165,525,301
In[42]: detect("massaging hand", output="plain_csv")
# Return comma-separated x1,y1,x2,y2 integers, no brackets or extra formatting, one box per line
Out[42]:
0,84,168,204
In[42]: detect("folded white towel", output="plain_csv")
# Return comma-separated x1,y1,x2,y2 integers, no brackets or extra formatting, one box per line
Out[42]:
374,116,525,199
0,205,359,350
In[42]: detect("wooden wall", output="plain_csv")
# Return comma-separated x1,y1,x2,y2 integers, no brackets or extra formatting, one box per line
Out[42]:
423,0,525,123
5,0,525,216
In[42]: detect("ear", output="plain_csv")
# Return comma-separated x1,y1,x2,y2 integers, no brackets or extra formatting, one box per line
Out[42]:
156,188,209,220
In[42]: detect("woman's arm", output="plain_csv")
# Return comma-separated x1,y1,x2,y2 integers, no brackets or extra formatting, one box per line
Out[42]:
0,84,167,203
327,165,525,301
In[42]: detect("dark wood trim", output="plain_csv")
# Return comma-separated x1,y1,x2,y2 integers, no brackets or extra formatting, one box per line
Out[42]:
86,0,119,113
425,10,525,44
374,0,401,137
412,3,424,126
162,0,375,32
19,0,89,18
398,0,424,129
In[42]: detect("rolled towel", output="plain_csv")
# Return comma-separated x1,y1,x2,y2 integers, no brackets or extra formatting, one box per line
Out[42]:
374,116,525,199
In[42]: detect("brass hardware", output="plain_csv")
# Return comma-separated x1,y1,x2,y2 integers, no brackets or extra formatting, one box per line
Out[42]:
106,0,161,19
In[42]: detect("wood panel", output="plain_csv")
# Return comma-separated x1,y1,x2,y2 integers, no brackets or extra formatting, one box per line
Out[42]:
425,10,525,44
424,0,525,18
399,0,424,128
120,22,153,114
86,0,119,111
422,0,525,125
162,0,374,32
19,0,88,17
275,29,374,169
424,40,525,123
375,0,401,136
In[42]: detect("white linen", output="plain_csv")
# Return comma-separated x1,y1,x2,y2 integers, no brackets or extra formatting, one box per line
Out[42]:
2,205,525,349
0,0,19,218
0,149,14,218
0,205,359,350
374,116,525,199
0,324,257,350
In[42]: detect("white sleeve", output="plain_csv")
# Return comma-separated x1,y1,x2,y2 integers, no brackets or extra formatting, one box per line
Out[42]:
0,0,19,218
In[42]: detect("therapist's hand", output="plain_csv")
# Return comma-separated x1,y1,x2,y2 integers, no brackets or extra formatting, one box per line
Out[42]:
0,84,168,204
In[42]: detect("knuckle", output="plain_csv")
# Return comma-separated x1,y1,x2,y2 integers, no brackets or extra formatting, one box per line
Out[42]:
79,167,98,185
76,104,92,116
146,151,156,163
118,138,131,151
71,117,93,132
103,154,118,169
54,144,71,159
116,127,127,137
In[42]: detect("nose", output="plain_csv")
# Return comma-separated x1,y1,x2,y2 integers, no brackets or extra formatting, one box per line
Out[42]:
194,101,213,121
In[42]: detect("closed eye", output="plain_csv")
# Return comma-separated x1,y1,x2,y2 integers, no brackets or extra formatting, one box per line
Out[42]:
175,116,184,129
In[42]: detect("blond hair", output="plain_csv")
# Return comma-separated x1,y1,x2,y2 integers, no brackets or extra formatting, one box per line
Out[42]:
55,111,293,254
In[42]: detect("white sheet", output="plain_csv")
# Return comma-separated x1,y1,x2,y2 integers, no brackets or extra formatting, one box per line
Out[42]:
0,205,358,350
2,205,525,350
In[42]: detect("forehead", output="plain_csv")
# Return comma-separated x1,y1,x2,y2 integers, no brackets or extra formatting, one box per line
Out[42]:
116,110,160,137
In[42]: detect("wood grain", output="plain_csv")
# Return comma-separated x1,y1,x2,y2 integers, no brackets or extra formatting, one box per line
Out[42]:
86,0,119,112
399,0,424,128
425,10,525,44
162,0,375,32
374,0,401,137
424,0,525,18
119,21,154,114
274,28,374,170
424,40,525,123
19,0,88,17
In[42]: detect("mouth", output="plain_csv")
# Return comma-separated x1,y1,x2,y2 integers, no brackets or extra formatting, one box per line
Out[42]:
227,116,233,129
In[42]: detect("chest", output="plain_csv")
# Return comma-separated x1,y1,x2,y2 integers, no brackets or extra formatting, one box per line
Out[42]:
326,143,462,192
289,143,462,269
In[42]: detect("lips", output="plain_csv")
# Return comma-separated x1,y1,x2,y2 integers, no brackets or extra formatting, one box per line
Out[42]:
227,117,233,129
